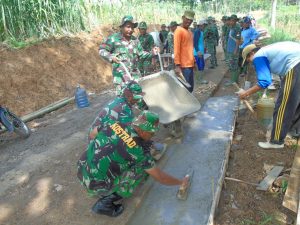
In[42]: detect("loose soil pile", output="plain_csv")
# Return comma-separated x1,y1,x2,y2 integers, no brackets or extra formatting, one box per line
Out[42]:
0,24,160,116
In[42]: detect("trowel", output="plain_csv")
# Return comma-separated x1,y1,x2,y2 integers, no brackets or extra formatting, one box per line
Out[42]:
176,168,194,201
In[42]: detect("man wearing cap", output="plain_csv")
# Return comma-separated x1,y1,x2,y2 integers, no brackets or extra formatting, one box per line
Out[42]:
225,14,242,85
167,21,178,55
174,10,195,92
88,80,144,142
238,42,300,149
239,16,259,76
99,15,159,94
138,22,155,76
78,110,189,217
204,16,218,69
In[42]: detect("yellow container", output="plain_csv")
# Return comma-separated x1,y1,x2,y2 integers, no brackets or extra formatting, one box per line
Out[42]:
257,96,275,128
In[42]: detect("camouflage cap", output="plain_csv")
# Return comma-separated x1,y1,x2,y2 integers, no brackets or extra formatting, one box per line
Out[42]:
230,14,239,20
207,16,213,21
222,15,227,20
120,15,138,28
122,80,145,100
133,110,160,133
161,24,166,28
138,21,147,29
183,10,195,20
169,21,178,27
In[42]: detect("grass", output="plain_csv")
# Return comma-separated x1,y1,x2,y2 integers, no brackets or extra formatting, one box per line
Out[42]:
241,211,280,225
258,4,300,44
1,0,299,48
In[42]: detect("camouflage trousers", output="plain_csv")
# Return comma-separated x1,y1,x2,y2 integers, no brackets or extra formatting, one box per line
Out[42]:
79,167,148,198
138,58,153,77
206,42,217,67
227,52,239,83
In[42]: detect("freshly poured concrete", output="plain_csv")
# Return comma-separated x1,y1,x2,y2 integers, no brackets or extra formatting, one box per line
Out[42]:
128,96,238,225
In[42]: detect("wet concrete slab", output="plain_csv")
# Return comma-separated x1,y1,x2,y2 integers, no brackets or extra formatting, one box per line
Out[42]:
128,95,238,225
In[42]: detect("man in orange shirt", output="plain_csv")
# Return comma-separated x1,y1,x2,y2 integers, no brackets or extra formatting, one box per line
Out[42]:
174,10,195,92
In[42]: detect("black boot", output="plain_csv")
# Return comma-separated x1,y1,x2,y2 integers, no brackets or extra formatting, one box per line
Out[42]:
92,193,124,217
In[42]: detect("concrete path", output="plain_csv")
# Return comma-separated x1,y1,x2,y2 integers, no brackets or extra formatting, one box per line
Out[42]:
128,96,238,225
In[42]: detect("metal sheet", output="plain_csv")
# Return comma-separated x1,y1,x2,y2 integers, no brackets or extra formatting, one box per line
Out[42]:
138,71,201,124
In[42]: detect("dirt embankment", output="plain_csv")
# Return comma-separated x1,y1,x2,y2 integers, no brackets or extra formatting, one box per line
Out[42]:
0,24,162,117
0,26,118,116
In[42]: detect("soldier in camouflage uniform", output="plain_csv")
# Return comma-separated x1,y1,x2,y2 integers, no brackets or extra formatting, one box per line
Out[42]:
88,81,144,142
137,22,155,76
77,110,189,217
99,15,158,94
225,14,242,85
167,21,178,55
204,16,218,68
212,17,220,66
221,16,229,60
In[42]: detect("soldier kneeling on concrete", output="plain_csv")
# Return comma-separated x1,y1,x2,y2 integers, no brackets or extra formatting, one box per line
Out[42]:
77,111,189,217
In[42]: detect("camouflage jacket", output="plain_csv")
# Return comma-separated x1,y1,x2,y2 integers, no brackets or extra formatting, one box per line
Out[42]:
222,25,228,40
167,31,174,54
212,24,220,43
203,24,218,44
77,121,155,195
88,97,134,142
138,33,154,52
99,32,153,85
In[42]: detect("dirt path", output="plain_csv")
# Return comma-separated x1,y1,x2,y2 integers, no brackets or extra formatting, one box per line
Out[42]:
0,44,227,224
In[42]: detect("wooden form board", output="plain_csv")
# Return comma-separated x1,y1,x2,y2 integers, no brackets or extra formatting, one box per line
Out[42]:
283,141,300,213
256,166,284,191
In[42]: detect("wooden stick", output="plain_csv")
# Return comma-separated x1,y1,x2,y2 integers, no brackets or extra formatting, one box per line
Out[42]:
225,177,259,187
297,192,300,225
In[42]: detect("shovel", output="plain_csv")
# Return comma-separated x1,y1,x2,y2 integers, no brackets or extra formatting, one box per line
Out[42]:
119,61,133,81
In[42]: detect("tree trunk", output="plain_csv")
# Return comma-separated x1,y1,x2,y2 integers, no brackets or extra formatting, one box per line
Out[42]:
271,0,277,29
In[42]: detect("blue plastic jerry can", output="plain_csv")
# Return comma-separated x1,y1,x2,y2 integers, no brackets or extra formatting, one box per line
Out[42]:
75,85,89,108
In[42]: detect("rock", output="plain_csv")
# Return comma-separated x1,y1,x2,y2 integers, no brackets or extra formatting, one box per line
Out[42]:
231,202,238,209
234,135,243,142
254,194,261,200
263,163,274,173
54,184,63,192
54,160,61,165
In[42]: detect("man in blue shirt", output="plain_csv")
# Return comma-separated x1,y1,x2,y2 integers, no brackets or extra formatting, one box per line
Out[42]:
238,42,300,149
194,19,208,84
239,16,259,76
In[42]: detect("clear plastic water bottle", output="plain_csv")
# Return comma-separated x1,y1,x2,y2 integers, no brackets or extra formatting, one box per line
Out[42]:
75,85,89,108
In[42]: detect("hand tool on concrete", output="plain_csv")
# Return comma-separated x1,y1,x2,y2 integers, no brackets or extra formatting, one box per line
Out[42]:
233,82,255,114
177,168,194,200
119,61,133,81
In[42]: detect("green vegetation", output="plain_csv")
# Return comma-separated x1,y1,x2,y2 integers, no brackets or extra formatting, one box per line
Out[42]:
1,0,299,47
241,211,280,225
258,4,300,44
